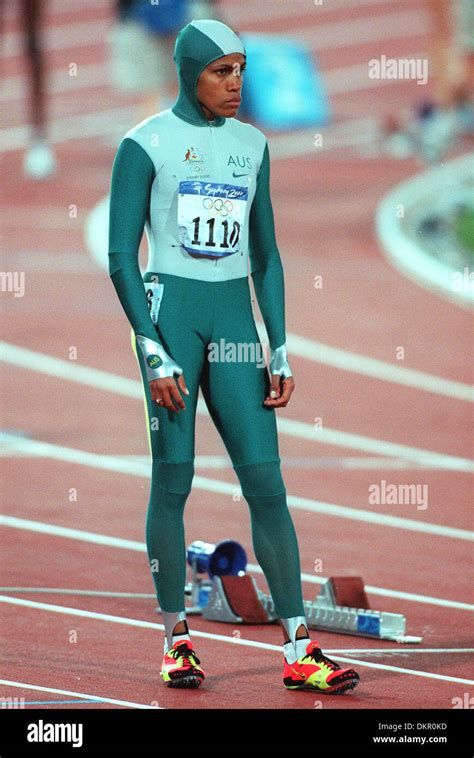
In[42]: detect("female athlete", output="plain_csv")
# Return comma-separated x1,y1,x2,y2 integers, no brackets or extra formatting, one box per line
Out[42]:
108,18,359,695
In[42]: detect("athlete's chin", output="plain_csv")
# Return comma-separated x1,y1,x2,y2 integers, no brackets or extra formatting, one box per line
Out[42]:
221,102,241,115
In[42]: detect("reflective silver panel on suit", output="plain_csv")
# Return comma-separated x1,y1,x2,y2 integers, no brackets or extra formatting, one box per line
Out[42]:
269,344,292,378
135,334,184,382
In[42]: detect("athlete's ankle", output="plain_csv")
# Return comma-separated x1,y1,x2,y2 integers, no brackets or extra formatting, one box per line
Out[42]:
172,620,189,636
162,610,190,652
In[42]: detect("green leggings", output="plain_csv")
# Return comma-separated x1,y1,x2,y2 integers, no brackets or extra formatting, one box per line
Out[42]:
132,272,305,618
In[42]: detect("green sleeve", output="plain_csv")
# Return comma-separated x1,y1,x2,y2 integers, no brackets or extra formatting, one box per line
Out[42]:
248,141,286,351
108,137,160,343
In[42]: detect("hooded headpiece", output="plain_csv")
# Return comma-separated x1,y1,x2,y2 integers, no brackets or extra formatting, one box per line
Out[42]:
172,19,246,127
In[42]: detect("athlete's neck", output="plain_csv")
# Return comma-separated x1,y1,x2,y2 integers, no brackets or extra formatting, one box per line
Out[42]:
199,101,217,121
171,82,225,127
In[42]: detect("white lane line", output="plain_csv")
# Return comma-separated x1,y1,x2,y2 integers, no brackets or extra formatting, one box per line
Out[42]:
0,0,414,28
2,0,104,20
0,515,147,552
1,596,472,686
2,438,473,539
117,455,416,470
0,445,466,472
1,516,473,610
0,105,137,152
0,22,425,153
316,648,474,655
226,0,417,24
94,194,474,403
243,8,429,51
1,62,116,102
323,656,474,685
275,422,473,472
2,8,426,58
283,331,473,403
0,587,156,598
1,574,472,612
0,450,436,469
2,343,472,470
0,679,161,709
3,18,112,56
0,51,425,103
246,563,474,611
324,56,423,95
0,341,141,398
0,106,379,155
88,199,472,405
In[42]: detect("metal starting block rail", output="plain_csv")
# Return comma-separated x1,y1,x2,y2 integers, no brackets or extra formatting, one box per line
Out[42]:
176,574,422,643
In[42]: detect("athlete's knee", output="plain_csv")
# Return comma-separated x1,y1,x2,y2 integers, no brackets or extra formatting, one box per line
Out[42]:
151,459,195,495
233,459,285,498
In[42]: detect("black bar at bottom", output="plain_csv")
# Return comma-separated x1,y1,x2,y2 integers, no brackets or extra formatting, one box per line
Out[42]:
0,708,471,755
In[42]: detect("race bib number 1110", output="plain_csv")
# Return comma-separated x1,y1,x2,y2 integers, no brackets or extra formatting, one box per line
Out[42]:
177,181,248,258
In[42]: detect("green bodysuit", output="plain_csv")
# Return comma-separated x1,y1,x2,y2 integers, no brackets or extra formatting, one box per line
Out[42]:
108,19,305,619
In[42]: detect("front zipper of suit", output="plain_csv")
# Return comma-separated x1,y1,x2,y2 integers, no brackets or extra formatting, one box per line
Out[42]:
208,119,219,268
208,118,221,183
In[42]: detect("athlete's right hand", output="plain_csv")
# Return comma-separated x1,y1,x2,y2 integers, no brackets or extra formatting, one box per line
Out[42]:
149,375,189,412
135,335,189,412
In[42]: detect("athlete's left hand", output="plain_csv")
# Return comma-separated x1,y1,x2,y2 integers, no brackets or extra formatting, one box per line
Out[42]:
264,344,294,407
264,374,295,408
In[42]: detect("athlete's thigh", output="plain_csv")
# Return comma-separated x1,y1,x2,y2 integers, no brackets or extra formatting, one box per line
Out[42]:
201,285,280,465
132,283,205,462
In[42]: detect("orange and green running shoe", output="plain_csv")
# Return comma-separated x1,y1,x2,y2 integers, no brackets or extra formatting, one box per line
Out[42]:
160,640,205,688
283,640,359,694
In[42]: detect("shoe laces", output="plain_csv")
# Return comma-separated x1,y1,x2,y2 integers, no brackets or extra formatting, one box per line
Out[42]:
302,642,339,671
171,642,200,667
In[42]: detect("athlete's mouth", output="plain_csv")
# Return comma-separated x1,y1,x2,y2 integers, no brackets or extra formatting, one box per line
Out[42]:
225,99,241,106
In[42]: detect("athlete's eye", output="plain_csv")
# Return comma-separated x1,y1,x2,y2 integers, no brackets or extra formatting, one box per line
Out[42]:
214,66,245,77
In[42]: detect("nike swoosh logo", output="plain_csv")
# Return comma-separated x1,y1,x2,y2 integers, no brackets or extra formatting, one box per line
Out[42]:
232,171,249,178
290,667,306,679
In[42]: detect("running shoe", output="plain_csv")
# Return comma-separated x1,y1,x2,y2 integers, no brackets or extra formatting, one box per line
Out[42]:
160,639,205,688
283,640,359,694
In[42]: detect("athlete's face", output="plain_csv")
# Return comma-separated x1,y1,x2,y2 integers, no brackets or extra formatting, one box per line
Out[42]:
196,53,246,120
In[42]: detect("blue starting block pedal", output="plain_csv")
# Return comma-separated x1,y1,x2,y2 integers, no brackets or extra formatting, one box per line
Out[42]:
239,34,332,130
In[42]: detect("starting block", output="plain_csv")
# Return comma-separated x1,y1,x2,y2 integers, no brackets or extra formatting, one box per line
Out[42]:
203,575,278,624
155,541,421,642
202,575,422,643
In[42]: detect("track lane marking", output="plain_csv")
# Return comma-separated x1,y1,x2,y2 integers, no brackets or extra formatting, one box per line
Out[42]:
0,679,161,709
2,7,427,57
1,516,473,608
53,204,474,402
1,347,473,471
1,438,473,538
1,596,472,686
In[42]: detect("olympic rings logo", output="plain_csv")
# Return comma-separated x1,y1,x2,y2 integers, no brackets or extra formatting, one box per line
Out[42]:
202,197,233,216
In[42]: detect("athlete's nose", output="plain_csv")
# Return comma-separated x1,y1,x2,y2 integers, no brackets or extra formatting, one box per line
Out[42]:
227,85,242,103
227,74,241,93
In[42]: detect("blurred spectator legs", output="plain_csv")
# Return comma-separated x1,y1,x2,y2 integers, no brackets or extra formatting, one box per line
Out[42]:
21,0,57,179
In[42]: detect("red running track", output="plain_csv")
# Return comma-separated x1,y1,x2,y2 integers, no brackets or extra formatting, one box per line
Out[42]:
1,0,473,710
